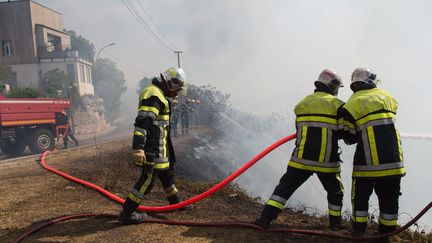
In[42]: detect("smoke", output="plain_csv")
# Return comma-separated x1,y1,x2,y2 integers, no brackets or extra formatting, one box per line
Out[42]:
400,133,432,140
36,0,432,133
36,0,432,231
212,108,432,232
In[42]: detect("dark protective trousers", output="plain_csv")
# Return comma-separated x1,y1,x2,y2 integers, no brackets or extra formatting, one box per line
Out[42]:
63,133,78,148
262,166,343,220
181,113,189,135
351,177,401,234
122,166,178,215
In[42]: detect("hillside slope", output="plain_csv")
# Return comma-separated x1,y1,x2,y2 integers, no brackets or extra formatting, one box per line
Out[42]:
0,126,429,242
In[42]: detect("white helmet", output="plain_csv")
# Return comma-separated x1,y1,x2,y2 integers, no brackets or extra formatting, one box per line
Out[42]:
314,68,343,95
351,67,379,85
161,67,187,91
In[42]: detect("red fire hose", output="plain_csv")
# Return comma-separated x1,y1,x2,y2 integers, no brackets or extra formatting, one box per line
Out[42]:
40,134,296,212
13,133,432,242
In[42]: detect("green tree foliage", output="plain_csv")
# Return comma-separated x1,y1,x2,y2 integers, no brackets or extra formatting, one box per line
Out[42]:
136,76,152,94
41,69,72,98
93,58,127,121
0,64,12,83
187,83,231,112
7,87,43,98
167,83,231,128
66,30,95,62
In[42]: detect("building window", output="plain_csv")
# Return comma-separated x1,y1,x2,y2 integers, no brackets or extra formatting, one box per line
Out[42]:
79,64,85,83
66,64,76,82
2,41,13,56
85,66,92,83
47,34,61,52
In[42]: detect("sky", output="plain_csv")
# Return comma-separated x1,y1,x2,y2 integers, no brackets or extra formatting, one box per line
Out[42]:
35,0,432,135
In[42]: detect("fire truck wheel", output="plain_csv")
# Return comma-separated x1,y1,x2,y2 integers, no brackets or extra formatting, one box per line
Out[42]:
0,139,26,156
29,129,55,154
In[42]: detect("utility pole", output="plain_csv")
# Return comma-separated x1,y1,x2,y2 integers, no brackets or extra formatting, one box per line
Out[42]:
174,50,183,68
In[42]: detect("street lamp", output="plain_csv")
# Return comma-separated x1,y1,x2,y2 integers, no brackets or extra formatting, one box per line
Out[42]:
95,43,115,62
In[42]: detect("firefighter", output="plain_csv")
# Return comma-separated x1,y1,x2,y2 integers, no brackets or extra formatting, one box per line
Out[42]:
180,98,191,135
338,68,405,241
55,111,78,149
119,67,191,224
254,69,345,230
171,98,179,137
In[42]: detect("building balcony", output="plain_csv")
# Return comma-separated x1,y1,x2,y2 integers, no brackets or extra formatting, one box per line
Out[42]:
37,45,70,58
37,45,82,60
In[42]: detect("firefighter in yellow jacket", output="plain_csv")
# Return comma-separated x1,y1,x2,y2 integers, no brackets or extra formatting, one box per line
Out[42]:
119,67,190,224
338,68,405,240
255,69,345,230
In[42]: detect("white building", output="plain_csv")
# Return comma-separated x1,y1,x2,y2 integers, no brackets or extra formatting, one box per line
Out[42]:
0,0,94,96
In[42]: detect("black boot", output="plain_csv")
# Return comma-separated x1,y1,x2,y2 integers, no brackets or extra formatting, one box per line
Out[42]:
118,211,148,224
254,216,272,228
329,215,343,230
352,221,367,237
167,195,193,211
119,197,148,224
374,224,395,243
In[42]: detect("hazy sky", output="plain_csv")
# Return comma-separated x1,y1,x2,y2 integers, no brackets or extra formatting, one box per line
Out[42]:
36,0,432,133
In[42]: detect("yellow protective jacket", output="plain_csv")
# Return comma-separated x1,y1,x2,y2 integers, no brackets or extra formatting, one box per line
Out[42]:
339,88,405,178
288,91,345,173
133,79,175,170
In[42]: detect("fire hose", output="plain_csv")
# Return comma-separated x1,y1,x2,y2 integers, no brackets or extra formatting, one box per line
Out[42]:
14,133,432,242
12,202,432,243
40,134,296,212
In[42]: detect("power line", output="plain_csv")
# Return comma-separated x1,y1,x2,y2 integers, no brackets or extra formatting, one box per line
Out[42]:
134,0,178,50
103,51,151,76
121,0,175,52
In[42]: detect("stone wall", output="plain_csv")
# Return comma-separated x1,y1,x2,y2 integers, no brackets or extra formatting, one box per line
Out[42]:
72,95,109,136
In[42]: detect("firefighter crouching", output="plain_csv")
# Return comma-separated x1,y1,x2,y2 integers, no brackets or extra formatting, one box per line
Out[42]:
119,67,191,224
55,111,78,149
255,69,345,230
338,68,405,241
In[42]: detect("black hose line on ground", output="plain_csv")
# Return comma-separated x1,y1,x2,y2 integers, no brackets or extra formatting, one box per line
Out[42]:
13,201,431,243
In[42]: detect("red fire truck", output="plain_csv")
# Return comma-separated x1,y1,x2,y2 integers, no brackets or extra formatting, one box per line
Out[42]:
0,96,71,156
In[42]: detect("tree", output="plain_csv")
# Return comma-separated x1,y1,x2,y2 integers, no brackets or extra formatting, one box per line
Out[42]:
7,87,43,98
93,58,127,122
66,30,95,62
0,64,12,83
136,76,152,94
41,69,72,98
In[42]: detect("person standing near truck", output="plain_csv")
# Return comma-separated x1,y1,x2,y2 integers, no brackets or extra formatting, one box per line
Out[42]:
55,111,78,149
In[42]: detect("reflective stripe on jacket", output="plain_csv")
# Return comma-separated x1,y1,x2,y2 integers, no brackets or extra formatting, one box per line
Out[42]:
133,81,174,170
288,92,344,173
340,88,405,178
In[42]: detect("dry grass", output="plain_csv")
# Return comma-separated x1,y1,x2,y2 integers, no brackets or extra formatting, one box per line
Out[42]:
0,127,430,242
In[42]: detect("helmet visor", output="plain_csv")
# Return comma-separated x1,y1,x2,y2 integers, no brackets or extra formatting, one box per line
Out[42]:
167,77,185,91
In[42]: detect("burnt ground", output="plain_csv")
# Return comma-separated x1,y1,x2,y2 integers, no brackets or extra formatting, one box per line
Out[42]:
0,126,430,243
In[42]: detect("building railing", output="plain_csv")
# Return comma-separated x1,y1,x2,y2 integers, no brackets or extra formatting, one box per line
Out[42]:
37,45,95,63
37,45,73,59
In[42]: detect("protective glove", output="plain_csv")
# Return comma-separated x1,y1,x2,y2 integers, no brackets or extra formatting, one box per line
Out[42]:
131,149,146,167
